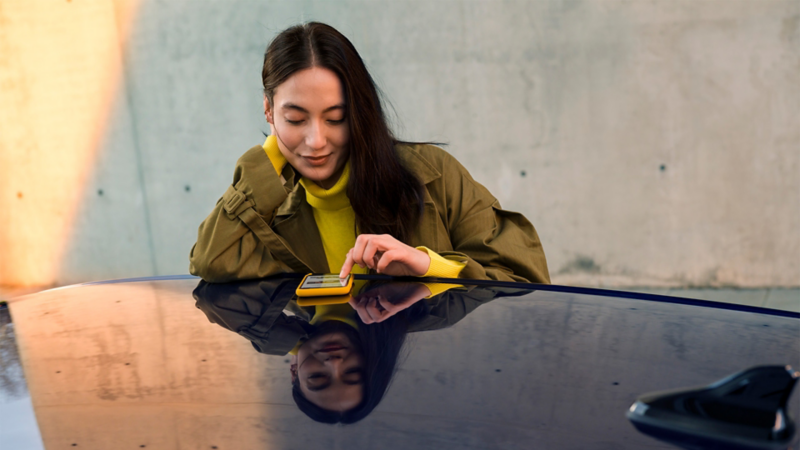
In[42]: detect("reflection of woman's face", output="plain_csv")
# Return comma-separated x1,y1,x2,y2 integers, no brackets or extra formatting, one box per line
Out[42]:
291,327,365,412
265,66,350,189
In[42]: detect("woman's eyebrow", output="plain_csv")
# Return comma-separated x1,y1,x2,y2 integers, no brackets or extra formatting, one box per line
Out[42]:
282,103,345,113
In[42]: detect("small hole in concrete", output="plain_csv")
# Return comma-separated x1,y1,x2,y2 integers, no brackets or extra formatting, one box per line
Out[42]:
612,382,619,386
659,164,666,172
185,185,191,192
495,369,501,373
98,189,104,196
520,170,526,177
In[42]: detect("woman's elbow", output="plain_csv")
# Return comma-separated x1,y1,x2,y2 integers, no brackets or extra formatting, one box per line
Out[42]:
189,243,236,282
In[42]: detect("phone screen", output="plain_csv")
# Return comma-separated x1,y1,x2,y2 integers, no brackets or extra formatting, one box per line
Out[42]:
300,274,351,289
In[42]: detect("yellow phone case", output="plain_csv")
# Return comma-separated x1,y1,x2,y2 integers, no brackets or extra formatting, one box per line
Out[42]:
296,294,352,307
296,273,353,297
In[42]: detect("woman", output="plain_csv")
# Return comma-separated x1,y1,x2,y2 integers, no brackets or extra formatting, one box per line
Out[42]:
189,22,550,285
188,21,549,423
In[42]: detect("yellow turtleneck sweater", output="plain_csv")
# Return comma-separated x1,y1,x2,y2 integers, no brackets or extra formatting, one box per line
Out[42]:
263,135,465,280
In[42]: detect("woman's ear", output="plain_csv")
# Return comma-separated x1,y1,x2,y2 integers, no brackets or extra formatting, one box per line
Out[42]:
264,96,274,124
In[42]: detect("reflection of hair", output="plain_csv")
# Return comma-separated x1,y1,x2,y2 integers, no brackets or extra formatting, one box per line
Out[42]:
262,22,425,243
292,301,429,424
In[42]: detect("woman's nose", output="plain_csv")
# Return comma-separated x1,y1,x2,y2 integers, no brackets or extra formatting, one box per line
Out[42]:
305,122,326,149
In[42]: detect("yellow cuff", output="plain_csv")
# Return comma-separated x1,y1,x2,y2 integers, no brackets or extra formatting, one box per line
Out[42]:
263,135,287,175
417,246,466,278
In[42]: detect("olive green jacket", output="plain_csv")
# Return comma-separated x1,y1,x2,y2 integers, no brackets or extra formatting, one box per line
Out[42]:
189,143,550,284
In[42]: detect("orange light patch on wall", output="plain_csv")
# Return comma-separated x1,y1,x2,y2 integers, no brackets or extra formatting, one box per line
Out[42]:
0,0,140,287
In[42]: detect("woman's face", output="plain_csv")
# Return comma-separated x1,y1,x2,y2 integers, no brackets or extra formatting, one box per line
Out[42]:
265,67,350,189
291,328,365,412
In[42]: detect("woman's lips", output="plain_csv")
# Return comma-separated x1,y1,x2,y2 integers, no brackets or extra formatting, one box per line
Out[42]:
303,154,330,166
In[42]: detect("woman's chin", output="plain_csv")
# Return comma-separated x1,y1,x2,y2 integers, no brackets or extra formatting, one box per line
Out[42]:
310,320,358,338
301,321,360,351
298,160,347,189
300,170,335,187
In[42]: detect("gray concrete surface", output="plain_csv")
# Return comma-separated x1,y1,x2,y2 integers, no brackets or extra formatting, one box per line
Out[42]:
1,0,798,288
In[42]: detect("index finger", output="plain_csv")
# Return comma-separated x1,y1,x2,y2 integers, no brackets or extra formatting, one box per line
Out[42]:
339,249,355,278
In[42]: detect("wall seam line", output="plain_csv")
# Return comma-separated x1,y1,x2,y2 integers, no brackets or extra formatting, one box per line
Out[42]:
113,1,159,276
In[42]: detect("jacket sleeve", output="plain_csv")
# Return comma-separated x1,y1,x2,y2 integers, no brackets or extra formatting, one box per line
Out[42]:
189,146,291,282
192,278,313,355
432,150,551,284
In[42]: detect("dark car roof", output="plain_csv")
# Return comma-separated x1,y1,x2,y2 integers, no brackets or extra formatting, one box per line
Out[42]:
6,275,799,449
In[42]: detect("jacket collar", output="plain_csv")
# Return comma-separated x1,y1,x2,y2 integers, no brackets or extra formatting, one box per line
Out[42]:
275,165,303,218
398,146,442,185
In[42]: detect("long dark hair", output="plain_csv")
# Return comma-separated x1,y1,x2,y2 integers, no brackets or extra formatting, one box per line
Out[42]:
292,292,429,424
262,22,424,243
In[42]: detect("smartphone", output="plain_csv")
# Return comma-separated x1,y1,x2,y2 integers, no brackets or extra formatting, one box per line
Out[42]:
295,273,353,297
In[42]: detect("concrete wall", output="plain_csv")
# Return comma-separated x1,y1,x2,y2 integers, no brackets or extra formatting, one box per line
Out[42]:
1,0,798,288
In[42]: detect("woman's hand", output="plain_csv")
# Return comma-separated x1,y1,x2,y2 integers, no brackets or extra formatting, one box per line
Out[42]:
339,234,431,278
348,283,432,324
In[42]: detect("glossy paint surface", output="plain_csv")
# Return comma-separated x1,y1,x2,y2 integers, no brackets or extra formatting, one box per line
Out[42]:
6,276,799,449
